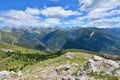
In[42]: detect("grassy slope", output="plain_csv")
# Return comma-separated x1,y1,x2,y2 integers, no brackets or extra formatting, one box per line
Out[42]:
19,49,119,80
0,49,94,72
0,48,119,79
23,49,94,76
0,42,45,54
0,42,48,71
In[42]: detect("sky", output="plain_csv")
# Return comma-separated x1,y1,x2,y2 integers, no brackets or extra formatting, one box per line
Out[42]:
0,0,120,28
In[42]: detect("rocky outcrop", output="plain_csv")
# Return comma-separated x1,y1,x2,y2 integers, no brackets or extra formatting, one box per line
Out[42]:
103,60,119,68
114,69,120,77
0,71,15,80
1,55,120,80
63,55,120,80
0,70,23,80
87,59,97,72
61,52,74,59
0,48,14,52
93,55,104,61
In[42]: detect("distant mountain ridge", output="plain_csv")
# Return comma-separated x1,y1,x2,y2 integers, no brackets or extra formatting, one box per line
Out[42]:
0,27,120,55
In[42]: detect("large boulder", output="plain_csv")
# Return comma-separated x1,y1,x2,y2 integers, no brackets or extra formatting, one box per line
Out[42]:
93,55,103,61
87,59,95,64
87,59,97,72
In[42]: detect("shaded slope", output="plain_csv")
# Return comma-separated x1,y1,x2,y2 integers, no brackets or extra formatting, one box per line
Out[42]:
41,29,90,51
0,30,47,51
71,28,120,55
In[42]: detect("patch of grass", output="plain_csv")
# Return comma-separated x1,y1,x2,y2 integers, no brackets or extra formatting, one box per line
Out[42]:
89,71,119,80
71,71,78,76
71,68,80,76
83,64,89,70
56,67,69,75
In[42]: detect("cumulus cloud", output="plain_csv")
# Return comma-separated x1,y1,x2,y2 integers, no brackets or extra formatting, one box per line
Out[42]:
0,7,81,27
76,0,120,28
40,7,81,18
42,18,61,27
86,17,120,28
79,0,120,11
0,0,119,28
0,9,41,27
25,7,40,15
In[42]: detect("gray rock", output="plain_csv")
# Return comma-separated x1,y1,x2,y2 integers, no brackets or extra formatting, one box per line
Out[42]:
17,71,23,77
0,48,14,52
103,60,119,68
75,75,89,80
62,77,67,80
0,70,10,76
0,70,15,80
87,59,95,65
114,69,120,76
93,55,103,61
62,75,75,80
87,59,97,72
61,52,74,59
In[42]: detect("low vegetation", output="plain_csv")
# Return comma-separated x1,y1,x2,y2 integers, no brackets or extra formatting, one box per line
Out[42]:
89,71,119,80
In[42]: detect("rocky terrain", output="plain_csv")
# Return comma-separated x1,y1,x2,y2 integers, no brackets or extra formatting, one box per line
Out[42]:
0,52,120,80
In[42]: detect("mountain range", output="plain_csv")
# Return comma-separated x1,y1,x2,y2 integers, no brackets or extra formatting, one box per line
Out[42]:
0,27,120,80
0,27,120,55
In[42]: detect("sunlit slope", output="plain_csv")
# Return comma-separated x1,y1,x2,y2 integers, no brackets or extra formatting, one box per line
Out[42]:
0,42,46,54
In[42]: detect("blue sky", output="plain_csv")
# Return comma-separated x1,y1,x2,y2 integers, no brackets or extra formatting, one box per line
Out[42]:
0,0,79,11
0,0,120,28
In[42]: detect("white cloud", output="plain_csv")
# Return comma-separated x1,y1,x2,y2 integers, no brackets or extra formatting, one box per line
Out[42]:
79,0,94,7
0,1,119,28
42,18,61,27
0,9,41,27
77,0,120,28
40,6,81,18
86,17,120,28
79,0,120,11
25,7,40,15
0,7,81,27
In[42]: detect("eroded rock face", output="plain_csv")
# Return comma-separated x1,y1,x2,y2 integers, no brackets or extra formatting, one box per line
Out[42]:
87,59,97,72
0,70,24,80
93,55,104,61
0,71,11,78
61,55,120,80
1,55,120,80
103,60,119,68
77,55,120,80
0,70,15,80
114,69,120,76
